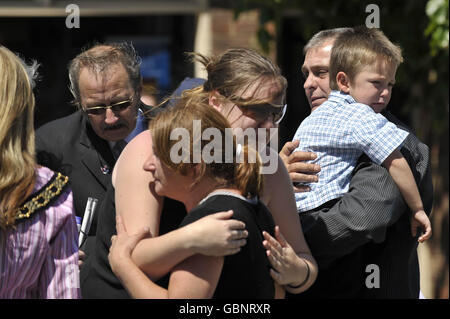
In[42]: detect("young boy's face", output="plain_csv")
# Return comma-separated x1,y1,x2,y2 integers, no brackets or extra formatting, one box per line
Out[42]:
348,58,397,113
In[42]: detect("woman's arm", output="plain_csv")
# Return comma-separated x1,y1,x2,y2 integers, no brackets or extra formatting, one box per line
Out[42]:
260,151,318,293
113,130,162,237
113,254,223,299
131,211,247,280
109,214,223,299
262,226,316,294
167,255,223,298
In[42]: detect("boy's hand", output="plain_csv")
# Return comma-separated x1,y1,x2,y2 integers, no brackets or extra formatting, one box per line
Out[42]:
411,210,432,243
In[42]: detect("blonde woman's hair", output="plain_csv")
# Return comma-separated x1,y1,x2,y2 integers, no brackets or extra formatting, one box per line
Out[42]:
329,26,403,90
0,46,39,230
149,98,263,198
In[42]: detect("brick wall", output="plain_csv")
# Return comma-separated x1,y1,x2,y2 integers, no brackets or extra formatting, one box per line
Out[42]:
208,8,276,62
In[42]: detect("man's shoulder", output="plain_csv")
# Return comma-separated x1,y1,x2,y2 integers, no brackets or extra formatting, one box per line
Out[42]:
382,111,409,130
383,111,429,155
37,111,84,133
35,111,86,151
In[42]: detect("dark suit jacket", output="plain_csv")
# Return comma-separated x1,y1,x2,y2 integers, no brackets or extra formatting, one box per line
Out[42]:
36,110,115,236
362,112,433,298
292,111,433,299
35,105,155,254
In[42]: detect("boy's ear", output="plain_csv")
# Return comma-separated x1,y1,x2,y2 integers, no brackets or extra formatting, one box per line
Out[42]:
209,90,223,112
336,72,351,93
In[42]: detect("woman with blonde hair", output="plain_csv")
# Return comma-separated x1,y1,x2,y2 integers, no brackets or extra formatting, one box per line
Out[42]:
0,46,79,298
109,100,282,298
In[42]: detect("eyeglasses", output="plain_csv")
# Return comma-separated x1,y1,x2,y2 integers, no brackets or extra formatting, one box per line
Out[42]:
84,99,133,115
238,103,287,125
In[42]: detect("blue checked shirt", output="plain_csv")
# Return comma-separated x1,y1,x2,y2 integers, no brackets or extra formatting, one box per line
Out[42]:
293,91,409,212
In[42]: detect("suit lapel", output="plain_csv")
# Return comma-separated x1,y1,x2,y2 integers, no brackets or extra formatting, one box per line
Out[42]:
79,116,115,189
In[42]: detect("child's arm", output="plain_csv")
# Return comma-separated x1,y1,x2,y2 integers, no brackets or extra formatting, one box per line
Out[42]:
382,149,432,242
383,149,423,212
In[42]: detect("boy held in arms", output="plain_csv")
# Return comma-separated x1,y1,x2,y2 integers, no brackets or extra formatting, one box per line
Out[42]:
292,27,431,242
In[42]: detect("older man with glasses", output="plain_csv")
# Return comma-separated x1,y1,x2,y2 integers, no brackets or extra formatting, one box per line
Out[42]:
36,42,154,259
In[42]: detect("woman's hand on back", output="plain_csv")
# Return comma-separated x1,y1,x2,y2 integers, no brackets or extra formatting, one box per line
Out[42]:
187,210,248,256
262,226,308,286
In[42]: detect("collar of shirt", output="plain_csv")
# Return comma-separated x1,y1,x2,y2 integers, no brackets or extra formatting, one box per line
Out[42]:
125,109,146,143
107,140,115,150
328,90,357,105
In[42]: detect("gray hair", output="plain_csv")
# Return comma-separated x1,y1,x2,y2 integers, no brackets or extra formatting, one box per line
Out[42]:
24,60,40,89
68,42,142,108
13,52,40,89
303,27,353,54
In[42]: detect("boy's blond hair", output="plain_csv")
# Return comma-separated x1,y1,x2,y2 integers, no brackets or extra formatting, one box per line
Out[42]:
329,26,403,90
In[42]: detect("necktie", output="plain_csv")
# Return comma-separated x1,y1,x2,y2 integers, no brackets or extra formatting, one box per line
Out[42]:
112,140,127,160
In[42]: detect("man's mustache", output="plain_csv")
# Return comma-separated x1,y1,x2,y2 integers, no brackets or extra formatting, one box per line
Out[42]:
103,123,126,131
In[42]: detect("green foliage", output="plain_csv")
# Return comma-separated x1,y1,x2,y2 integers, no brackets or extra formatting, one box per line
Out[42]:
425,0,449,55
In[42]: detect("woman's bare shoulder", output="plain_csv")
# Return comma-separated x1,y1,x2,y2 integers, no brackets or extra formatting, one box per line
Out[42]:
113,130,152,186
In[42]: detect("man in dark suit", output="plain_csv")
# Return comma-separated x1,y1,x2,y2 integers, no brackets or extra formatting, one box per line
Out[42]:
280,28,433,298
36,43,151,257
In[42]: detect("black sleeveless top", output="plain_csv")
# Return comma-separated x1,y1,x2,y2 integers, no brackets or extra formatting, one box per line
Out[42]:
179,194,276,299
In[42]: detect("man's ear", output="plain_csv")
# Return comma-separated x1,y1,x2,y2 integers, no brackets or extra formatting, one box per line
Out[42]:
209,90,223,112
336,71,351,93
